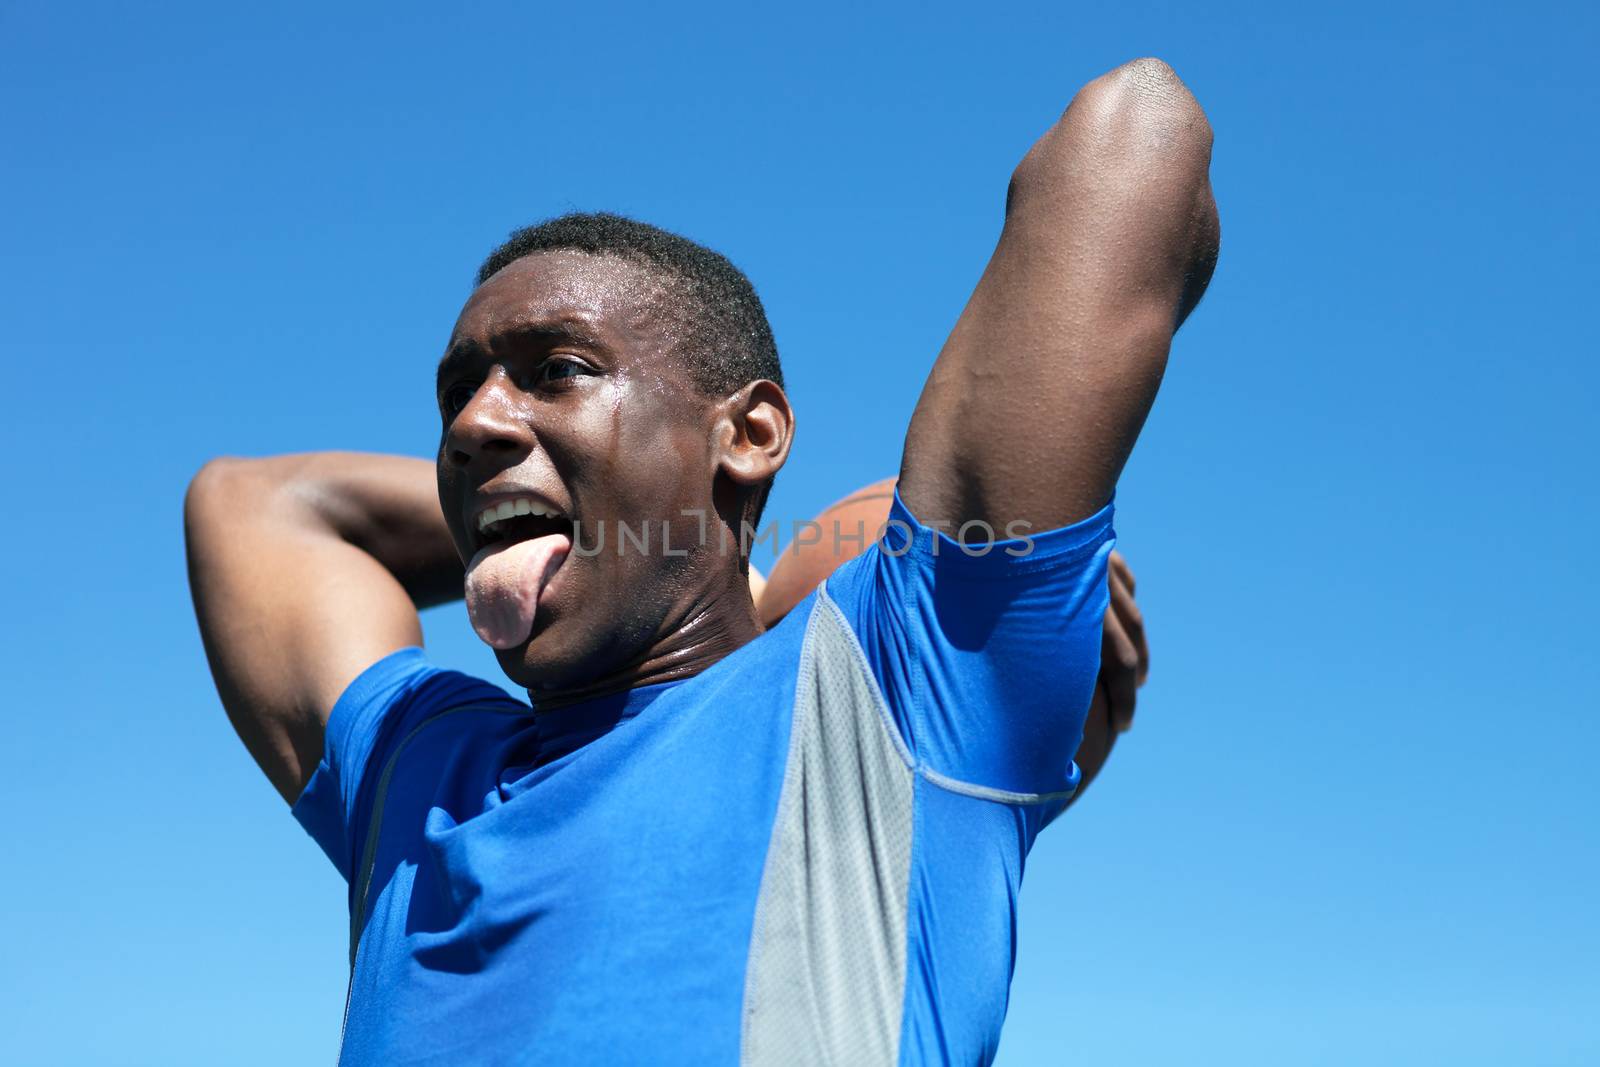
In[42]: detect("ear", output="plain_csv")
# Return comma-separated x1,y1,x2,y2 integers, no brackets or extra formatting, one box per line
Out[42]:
713,379,795,489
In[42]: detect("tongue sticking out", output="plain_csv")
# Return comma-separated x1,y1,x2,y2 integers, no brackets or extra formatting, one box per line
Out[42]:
464,532,572,650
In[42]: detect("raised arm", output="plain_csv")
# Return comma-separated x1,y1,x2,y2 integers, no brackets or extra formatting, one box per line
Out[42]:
756,478,1150,804
184,453,462,803
898,58,1218,529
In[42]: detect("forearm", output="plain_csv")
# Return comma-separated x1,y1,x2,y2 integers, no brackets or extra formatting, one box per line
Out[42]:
185,451,457,802
244,451,464,608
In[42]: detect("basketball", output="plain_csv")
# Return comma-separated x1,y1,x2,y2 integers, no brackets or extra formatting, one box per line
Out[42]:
758,476,898,626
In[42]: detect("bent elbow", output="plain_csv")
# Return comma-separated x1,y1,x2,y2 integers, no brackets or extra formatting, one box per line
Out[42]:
185,455,287,545
1010,57,1213,210
1099,58,1195,105
1082,57,1211,148
185,456,248,522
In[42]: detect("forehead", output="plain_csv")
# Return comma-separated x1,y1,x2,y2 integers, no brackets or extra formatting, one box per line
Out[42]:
451,250,669,350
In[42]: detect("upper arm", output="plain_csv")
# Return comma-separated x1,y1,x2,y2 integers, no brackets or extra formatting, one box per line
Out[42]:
826,488,1116,799
899,58,1219,531
184,456,426,804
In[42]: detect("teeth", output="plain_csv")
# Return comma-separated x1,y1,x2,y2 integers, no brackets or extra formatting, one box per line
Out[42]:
477,497,562,533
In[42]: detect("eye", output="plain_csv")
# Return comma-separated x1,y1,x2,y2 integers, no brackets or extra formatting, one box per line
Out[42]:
441,382,479,416
533,357,589,387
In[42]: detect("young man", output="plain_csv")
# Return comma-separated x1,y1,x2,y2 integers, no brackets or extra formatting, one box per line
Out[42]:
186,58,1217,1065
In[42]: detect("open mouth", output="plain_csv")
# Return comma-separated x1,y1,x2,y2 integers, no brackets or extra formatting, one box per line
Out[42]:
474,497,575,551
464,496,578,651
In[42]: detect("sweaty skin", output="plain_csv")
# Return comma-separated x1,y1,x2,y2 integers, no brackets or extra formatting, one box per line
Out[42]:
434,251,792,705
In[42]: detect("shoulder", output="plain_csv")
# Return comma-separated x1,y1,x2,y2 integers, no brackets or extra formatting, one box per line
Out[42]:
326,648,524,753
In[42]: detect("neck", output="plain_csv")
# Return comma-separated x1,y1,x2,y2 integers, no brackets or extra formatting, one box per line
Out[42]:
525,572,764,709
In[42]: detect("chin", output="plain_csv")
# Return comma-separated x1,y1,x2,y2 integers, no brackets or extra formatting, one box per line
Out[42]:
487,573,672,697
492,622,613,696
493,633,571,693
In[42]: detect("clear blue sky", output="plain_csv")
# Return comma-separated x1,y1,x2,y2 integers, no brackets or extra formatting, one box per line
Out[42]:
3,2,1596,1063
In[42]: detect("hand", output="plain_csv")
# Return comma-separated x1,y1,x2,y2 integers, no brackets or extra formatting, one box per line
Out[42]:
1098,550,1149,733
747,563,767,607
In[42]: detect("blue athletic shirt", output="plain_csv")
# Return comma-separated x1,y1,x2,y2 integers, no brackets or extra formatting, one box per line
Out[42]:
293,489,1115,1066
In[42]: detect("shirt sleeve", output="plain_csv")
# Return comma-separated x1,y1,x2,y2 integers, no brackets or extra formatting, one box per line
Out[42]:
290,647,525,881
823,487,1115,800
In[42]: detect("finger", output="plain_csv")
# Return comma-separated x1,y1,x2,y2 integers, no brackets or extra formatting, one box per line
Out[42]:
1100,602,1140,732
1108,562,1148,686
1109,549,1135,596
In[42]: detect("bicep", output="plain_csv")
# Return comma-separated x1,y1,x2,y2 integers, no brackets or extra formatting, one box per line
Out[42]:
900,58,1218,532
185,459,422,804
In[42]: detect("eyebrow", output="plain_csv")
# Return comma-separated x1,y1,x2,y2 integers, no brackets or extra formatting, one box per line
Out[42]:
435,339,486,391
435,319,607,388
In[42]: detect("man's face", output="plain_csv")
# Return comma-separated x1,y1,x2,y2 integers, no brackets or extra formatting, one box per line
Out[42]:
435,250,727,693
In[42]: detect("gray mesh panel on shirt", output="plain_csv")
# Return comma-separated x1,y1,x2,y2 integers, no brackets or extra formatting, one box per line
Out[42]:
741,593,915,1067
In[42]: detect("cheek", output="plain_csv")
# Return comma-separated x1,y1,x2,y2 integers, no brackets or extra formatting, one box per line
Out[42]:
571,385,711,509
555,385,630,494
434,484,469,556
625,425,713,514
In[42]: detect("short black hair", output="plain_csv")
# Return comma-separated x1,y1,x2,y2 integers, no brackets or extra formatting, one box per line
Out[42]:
476,212,784,532
476,212,783,397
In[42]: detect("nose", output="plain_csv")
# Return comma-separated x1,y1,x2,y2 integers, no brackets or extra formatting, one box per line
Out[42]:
445,367,534,469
